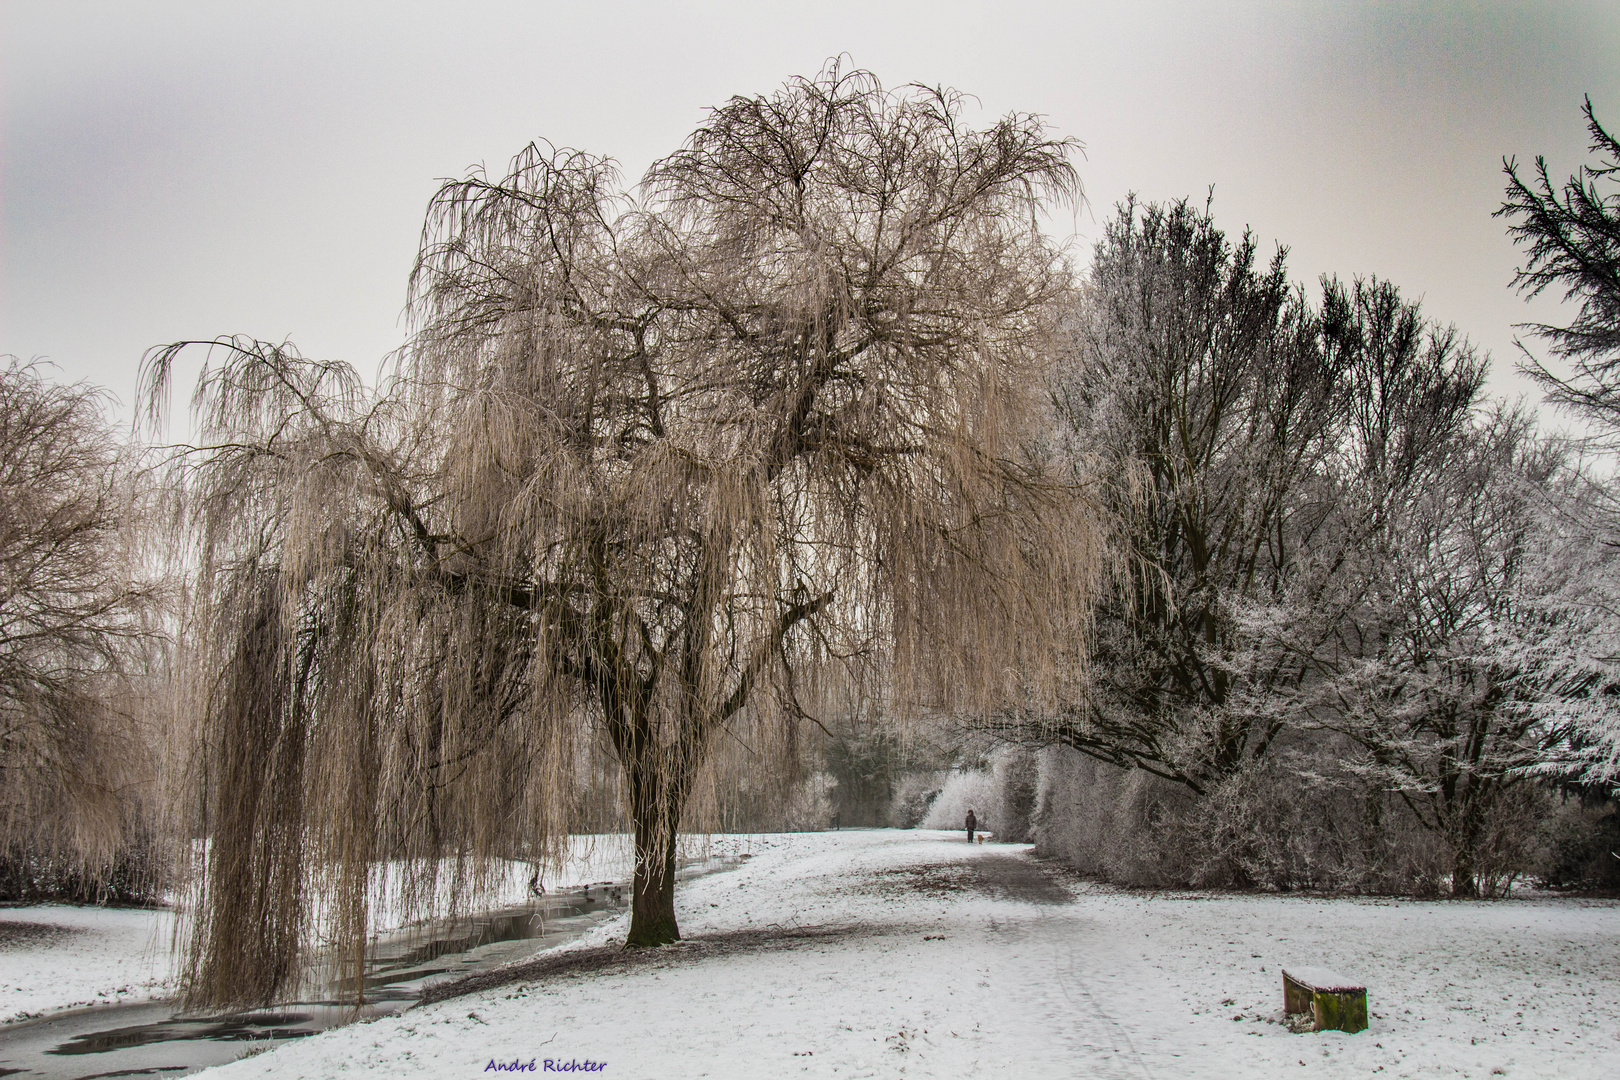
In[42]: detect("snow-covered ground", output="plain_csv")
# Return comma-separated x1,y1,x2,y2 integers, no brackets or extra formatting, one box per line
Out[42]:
185,829,1618,1080
0,904,177,1023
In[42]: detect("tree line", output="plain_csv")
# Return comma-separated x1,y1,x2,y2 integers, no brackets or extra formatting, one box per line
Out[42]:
1,65,1616,1008
1014,98,1620,896
1008,199,1596,896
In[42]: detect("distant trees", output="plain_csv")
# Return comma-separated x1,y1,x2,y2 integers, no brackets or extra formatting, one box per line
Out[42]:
150,65,1102,1007
824,727,902,827
0,359,160,900
1010,149,1620,893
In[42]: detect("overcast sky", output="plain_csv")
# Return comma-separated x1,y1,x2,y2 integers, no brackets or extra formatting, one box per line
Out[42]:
5,1,1618,428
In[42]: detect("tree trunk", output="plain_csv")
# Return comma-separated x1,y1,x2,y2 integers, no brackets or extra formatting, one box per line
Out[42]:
1359,792,1385,890
1450,796,1483,898
625,762,682,947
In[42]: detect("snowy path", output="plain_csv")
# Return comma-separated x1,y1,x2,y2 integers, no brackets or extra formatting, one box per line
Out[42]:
192,829,1619,1080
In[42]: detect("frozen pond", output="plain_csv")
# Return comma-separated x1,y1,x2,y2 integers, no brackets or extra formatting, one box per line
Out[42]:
0,883,630,1080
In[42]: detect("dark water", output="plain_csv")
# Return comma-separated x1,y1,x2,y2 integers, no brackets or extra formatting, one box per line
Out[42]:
0,881,633,1080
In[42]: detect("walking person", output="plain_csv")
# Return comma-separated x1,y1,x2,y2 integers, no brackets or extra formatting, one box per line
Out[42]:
965,808,977,843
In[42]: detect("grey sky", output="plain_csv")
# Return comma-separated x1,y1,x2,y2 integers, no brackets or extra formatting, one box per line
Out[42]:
5,1,1618,425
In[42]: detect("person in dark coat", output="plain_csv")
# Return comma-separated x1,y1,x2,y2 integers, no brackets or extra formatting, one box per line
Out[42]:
965,808,977,843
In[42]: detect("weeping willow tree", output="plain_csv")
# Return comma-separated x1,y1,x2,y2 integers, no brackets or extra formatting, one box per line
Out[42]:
147,63,1104,1009
1,359,162,900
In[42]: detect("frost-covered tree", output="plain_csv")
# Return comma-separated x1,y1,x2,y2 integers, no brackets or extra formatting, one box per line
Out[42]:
1495,467,1620,794
1319,409,1555,895
148,65,1103,1007
1026,201,1485,799
1496,97,1620,794
1499,96,1620,436
1031,197,1334,792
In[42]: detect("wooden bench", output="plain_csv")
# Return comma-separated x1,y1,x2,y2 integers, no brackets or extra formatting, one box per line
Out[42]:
1282,966,1367,1033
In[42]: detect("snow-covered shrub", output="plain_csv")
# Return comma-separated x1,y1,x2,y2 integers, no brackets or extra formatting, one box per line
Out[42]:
1465,783,1554,896
888,772,946,828
1533,796,1620,891
1031,747,1191,885
0,828,165,906
990,749,1040,842
1029,742,1519,894
1178,761,1336,890
921,766,999,835
921,748,1040,840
